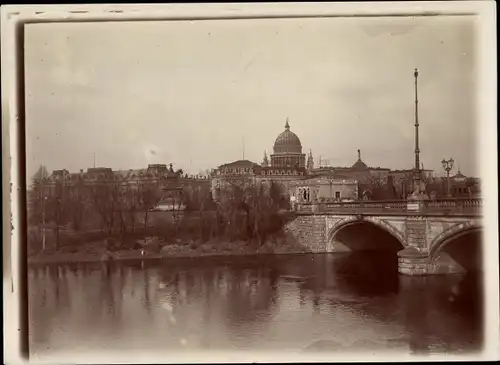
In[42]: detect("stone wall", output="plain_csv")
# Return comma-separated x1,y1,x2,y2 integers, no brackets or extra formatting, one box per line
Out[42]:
406,216,427,250
285,215,327,252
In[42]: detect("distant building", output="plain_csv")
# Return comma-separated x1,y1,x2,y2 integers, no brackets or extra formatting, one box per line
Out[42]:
289,175,358,204
33,163,210,203
450,169,480,197
211,120,353,201
310,150,435,199
311,150,390,183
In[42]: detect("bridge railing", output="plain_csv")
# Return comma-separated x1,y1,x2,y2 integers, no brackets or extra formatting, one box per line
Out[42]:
294,198,483,215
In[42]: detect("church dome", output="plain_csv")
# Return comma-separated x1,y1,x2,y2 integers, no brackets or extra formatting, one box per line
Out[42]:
351,149,368,170
351,160,368,170
273,119,302,154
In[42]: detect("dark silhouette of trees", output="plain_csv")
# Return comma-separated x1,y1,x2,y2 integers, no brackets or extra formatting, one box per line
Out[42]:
91,182,120,236
138,182,159,230
68,177,86,232
27,165,294,253
46,180,71,250
28,165,50,227
208,180,289,246
123,185,139,233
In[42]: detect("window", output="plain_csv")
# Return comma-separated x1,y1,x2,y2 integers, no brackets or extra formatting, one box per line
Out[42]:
335,191,341,199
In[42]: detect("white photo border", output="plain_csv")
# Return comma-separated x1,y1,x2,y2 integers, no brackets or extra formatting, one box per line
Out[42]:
2,2,498,364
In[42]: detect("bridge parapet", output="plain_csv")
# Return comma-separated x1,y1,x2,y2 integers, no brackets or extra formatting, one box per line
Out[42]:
295,198,482,216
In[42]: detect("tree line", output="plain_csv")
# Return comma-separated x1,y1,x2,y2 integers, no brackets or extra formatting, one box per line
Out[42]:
27,166,209,251
27,166,291,254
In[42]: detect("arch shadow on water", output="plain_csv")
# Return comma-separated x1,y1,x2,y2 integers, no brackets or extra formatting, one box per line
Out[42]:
325,220,404,297
428,229,484,322
398,228,485,354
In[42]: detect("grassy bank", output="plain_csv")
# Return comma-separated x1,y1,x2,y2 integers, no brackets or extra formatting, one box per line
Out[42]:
27,232,310,266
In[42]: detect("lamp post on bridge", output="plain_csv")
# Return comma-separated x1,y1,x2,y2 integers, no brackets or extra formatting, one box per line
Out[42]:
408,68,428,203
441,158,454,197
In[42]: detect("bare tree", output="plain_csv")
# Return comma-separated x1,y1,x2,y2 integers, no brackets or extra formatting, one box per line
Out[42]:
91,181,120,236
138,182,158,230
211,180,288,245
46,180,71,250
28,166,51,254
68,176,86,232
123,184,139,233
28,165,50,226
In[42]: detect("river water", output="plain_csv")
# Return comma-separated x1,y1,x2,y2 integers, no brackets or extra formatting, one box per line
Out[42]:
28,252,483,360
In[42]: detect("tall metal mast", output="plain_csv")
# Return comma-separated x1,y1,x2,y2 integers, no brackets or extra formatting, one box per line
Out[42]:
414,68,420,174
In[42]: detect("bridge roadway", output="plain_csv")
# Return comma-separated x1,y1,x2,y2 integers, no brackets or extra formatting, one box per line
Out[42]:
287,198,483,276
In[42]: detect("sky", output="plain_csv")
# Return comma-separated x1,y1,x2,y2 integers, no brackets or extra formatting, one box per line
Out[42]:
25,15,478,179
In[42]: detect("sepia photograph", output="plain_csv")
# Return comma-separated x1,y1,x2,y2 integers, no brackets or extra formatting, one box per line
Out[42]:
2,2,498,364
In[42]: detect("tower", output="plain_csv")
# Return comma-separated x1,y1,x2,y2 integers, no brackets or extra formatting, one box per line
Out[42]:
307,150,314,172
262,151,269,167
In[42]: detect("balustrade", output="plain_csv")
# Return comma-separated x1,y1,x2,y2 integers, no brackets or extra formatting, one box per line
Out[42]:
294,198,482,215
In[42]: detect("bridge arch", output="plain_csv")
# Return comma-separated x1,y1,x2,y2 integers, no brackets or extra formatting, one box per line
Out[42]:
428,223,483,274
429,223,483,260
327,216,405,252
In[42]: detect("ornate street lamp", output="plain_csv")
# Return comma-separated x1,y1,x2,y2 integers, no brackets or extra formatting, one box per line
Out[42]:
441,157,454,197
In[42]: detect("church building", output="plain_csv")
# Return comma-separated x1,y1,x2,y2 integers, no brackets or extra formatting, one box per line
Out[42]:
211,119,356,201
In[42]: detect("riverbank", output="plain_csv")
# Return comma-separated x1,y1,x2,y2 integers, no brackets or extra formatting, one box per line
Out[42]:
27,235,310,266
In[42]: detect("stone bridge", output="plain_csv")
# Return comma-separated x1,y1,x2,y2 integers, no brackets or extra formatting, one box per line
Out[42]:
286,198,483,276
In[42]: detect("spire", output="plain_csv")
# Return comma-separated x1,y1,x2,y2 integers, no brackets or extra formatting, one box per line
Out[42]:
455,164,466,178
285,118,290,131
357,149,361,161
262,150,269,167
307,149,314,172
242,137,245,160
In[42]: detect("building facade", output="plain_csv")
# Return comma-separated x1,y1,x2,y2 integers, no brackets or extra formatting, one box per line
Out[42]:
288,175,358,205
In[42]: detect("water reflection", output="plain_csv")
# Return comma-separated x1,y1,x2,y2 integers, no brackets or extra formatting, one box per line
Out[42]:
29,253,483,356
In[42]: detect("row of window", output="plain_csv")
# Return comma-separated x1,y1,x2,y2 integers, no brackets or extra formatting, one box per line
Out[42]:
218,169,305,176
452,187,471,195
219,168,251,174
49,173,210,183
261,170,304,176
